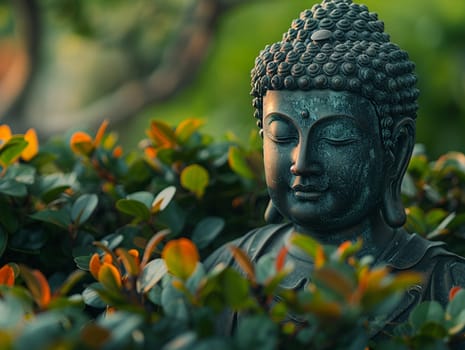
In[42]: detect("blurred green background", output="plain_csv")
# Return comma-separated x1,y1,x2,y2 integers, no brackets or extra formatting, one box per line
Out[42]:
1,0,465,157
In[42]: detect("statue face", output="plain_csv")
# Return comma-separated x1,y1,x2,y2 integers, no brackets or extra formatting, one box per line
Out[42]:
262,90,386,233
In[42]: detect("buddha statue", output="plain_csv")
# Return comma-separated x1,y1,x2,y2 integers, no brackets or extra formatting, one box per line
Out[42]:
205,0,465,339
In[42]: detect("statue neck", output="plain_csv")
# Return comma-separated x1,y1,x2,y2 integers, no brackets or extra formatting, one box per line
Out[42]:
293,211,396,260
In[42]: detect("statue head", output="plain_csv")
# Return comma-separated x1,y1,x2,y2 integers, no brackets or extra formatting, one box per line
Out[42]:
251,0,419,230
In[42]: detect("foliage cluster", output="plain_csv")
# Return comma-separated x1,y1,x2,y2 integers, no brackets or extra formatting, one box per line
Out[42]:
0,119,464,349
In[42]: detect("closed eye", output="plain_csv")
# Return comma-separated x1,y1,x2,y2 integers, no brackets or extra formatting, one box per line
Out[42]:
321,137,358,146
264,116,298,144
268,134,298,143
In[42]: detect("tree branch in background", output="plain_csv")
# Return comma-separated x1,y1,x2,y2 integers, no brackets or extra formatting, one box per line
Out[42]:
35,0,251,136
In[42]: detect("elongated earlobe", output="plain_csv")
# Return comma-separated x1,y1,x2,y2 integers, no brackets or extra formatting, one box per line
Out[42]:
382,179,406,227
382,119,415,228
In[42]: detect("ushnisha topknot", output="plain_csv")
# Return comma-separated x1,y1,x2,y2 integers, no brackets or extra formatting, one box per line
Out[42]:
250,0,419,157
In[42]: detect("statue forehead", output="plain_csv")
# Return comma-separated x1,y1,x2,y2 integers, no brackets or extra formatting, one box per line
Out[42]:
262,90,377,121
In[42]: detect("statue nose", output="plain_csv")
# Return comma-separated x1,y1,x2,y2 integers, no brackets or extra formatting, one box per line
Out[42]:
290,162,322,175
290,142,323,176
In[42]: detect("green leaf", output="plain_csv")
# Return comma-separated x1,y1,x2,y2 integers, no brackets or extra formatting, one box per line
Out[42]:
405,206,428,235
74,255,91,270
162,332,197,350
35,173,77,203
126,191,154,209
116,199,151,221
425,209,448,228
175,118,204,144
191,217,225,249
180,164,209,198
427,212,456,239
447,289,465,334
447,289,465,319
255,254,276,285
9,229,46,252
157,201,186,235
82,283,106,308
125,158,152,184
409,301,444,331
235,315,278,349
41,185,71,203
161,275,188,320
0,179,27,197
30,208,71,229
290,232,320,259
186,263,206,294
14,312,76,350
97,312,143,349
228,146,255,179
71,194,98,225
220,269,250,309
136,258,167,293
4,164,36,184
100,233,124,251
419,322,448,339
0,293,27,329
0,136,28,167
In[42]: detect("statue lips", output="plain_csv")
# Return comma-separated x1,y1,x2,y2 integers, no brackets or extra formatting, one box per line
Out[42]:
291,183,327,201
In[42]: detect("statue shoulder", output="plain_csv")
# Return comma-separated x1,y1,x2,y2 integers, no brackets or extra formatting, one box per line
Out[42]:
203,223,291,271
382,230,450,269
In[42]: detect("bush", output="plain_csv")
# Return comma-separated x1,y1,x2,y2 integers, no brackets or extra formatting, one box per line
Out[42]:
0,119,464,349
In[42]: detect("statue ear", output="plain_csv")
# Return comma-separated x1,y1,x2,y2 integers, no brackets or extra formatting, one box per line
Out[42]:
382,119,415,228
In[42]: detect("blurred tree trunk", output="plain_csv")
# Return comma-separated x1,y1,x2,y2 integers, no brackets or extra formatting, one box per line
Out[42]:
1,0,40,122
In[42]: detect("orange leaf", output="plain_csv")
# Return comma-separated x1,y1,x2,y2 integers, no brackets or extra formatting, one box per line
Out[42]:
98,263,122,290
366,266,390,288
162,238,199,280
306,300,342,320
116,248,140,276
89,253,102,280
313,267,355,301
80,324,111,348
357,266,369,295
0,125,12,146
275,246,288,272
103,253,113,264
450,286,463,301
94,120,109,147
70,131,94,156
146,120,177,149
229,245,256,283
21,128,39,161
0,265,15,286
128,249,140,264
336,241,351,257
315,246,326,269
112,145,123,158
20,265,51,308
144,146,157,159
